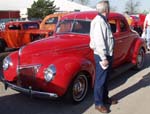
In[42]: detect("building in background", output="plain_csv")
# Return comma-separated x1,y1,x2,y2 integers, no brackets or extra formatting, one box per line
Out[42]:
19,0,95,19
54,0,95,12
0,10,20,22
0,10,20,30
0,0,94,21
20,9,28,20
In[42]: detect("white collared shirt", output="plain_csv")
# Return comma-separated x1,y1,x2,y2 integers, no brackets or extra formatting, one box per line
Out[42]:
89,15,114,60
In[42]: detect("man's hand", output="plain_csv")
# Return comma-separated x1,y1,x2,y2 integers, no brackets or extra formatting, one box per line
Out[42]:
101,59,109,67
99,59,109,70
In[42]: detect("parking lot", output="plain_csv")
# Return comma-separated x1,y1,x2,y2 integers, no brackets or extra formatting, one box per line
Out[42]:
0,52,150,114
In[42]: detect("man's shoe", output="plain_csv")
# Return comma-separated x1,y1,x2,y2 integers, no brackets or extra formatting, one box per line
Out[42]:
105,98,118,105
95,105,109,113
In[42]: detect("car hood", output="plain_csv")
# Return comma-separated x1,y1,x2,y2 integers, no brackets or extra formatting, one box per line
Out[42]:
20,34,89,55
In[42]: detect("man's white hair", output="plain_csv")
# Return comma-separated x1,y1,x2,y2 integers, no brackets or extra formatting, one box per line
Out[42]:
96,0,110,13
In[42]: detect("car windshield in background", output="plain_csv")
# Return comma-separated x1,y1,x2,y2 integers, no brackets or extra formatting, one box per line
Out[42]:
23,23,39,29
56,20,90,34
45,17,58,24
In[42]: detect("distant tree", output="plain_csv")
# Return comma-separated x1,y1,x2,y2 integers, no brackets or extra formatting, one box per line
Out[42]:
89,2,117,12
27,0,56,19
79,0,89,5
110,6,117,12
142,10,149,14
69,0,89,5
125,0,140,14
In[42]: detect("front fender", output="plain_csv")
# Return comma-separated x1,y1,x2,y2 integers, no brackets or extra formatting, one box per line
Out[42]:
46,56,95,96
3,51,19,81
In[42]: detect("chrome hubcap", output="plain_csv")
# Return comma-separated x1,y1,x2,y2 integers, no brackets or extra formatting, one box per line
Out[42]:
137,54,142,64
73,75,88,101
137,50,144,67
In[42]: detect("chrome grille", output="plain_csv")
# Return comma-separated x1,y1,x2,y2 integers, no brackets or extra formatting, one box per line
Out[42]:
17,65,41,88
19,67,36,77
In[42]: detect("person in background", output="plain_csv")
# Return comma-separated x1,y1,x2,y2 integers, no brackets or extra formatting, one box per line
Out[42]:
89,0,118,113
143,12,150,50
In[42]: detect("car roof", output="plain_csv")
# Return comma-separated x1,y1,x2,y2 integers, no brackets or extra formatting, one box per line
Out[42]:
45,12,69,18
6,21,39,25
61,11,125,21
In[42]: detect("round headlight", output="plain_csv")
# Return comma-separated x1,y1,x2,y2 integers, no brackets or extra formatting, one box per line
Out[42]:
3,56,13,70
44,64,56,82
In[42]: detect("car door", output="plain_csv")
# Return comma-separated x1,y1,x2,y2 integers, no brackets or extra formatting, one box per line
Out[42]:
5,24,20,48
115,18,134,65
109,18,124,67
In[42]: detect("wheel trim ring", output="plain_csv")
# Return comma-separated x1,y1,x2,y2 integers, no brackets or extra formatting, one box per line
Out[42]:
137,50,144,67
72,75,88,102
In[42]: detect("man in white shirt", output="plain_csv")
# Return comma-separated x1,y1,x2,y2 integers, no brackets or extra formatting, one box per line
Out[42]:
89,0,117,113
143,12,150,50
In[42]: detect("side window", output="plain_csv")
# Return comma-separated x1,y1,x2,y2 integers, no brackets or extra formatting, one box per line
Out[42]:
8,25,21,30
109,19,117,33
23,23,39,29
120,20,127,32
56,20,72,33
72,21,90,34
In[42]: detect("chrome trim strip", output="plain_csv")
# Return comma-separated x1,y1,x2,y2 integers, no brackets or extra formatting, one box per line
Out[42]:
54,44,89,52
18,46,25,56
116,33,136,40
18,64,41,69
17,64,41,75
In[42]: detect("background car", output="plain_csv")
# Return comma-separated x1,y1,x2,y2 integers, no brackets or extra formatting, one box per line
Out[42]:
126,14,146,36
1,11,146,103
40,12,69,33
0,21,52,52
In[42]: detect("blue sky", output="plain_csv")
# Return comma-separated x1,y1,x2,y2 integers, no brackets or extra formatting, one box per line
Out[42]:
0,0,150,13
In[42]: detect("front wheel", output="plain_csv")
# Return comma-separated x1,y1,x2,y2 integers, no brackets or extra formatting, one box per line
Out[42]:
65,73,89,103
135,48,145,70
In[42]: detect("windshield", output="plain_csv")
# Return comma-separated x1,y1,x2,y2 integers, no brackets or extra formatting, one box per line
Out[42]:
56,20,90,34
45,17,58,24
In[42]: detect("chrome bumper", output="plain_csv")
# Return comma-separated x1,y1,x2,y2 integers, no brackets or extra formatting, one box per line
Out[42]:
0,76,59,99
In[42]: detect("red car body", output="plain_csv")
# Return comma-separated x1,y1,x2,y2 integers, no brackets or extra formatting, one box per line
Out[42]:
130,14,146,36
1,11,146,103
130,14,146,29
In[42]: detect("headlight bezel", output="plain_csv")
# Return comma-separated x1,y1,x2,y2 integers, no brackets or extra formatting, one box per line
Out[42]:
3,56,13,70
44,64,56,82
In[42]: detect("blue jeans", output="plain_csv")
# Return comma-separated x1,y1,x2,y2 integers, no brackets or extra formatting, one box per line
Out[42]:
94,54,113,106
146,26,150,48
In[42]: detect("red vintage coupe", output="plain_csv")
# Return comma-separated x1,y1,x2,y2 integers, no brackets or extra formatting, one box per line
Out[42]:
1,11,146,103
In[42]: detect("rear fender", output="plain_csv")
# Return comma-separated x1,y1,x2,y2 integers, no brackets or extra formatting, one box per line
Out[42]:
130,38,146,64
